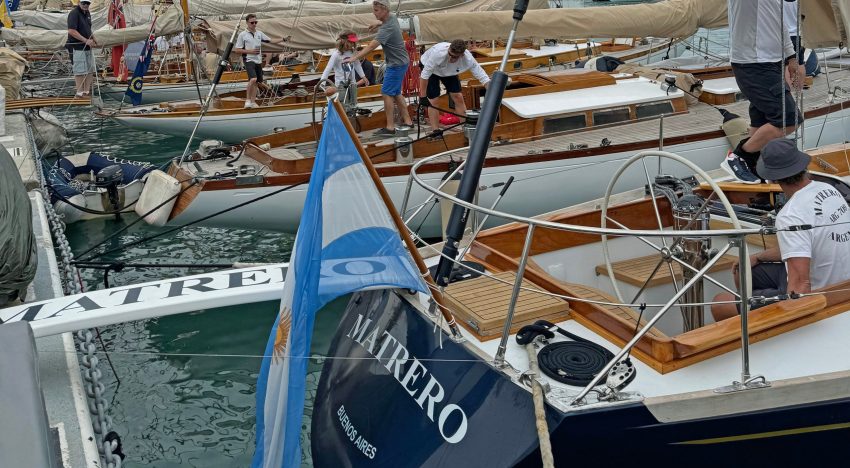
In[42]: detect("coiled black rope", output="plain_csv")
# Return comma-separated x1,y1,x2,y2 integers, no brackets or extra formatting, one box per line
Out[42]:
518,320,614,387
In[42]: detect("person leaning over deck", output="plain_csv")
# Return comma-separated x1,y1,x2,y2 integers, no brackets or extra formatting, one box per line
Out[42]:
344,0,413,137
720,0,804,184
66,0,96,98
234,14,271,109
320,32,369,97
711,139,850,321
417,40,490,132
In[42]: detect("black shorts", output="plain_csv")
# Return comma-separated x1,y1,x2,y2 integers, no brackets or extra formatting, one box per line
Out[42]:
244,61,264,83
732,62,802,128
749,262,788,311
425,74,461,99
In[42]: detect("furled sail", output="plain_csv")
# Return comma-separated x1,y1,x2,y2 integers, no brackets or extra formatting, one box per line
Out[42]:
201,0,547,53
0,4,184,50
10,0,469,30
414,0,848,49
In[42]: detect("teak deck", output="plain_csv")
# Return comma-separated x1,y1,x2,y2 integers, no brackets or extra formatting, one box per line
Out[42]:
595,253,737,288
443,271,571,341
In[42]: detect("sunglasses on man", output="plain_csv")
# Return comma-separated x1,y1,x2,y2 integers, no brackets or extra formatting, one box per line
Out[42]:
249,21,258,24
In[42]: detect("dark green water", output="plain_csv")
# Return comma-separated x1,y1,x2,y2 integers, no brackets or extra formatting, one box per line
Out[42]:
53,106,343,466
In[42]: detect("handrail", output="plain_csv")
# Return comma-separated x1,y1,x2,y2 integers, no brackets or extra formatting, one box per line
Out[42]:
571,241,734,405
409,152,764,239
407,147,765,401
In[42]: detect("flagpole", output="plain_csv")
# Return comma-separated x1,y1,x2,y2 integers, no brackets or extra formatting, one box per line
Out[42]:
332,100,463,340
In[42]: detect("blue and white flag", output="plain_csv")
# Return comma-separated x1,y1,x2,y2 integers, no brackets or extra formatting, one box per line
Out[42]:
252,105,428,468
124,31,156,105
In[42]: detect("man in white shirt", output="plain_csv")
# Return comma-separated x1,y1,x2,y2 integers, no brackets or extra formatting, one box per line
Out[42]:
234,14,272,108
418,40,490,132
712,139,850,321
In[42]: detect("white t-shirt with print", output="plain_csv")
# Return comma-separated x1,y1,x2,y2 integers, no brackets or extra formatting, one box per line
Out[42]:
236,30,270,64
776,180,850,290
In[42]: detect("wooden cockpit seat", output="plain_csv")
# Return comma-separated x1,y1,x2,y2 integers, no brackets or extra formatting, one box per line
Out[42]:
595,253,737,288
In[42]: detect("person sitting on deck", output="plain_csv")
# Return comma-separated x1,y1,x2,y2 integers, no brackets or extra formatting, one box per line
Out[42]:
320,31,369,97
711,139,850,321
417,39,490,132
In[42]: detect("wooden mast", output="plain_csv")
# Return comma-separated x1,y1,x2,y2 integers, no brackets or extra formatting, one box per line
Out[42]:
179,0,193,81
332,100,463,340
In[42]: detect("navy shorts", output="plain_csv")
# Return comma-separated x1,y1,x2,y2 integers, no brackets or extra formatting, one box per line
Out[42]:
748,262,788,311
244,61,264,83
732,62,803,128
425,74,461,99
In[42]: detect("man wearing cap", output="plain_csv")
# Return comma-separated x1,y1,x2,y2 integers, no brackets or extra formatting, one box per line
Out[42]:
234,14,272,109
67,0,97,97
345,0,413,137
418,40,490,132
712,139,850,321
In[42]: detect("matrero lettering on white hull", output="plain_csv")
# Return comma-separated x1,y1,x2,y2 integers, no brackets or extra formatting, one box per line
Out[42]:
346,313,469,444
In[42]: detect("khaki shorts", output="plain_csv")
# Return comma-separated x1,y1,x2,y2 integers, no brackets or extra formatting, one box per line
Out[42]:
72,49,95,76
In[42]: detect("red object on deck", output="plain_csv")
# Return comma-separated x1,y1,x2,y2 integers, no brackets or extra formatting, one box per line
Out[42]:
108,0,126,78
440,113,460,126
402,33,420,95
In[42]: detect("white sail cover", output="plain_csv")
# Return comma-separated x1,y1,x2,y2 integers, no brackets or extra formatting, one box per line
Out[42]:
414,0,848,49
11,0,471,30
11,5,161,30
1,4,184,50
202,0,547,52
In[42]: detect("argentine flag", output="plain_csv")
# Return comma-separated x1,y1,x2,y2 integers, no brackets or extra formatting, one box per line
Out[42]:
252,104,428,467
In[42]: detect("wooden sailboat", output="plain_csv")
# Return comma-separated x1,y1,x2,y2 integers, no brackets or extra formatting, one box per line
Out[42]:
133,64,850,237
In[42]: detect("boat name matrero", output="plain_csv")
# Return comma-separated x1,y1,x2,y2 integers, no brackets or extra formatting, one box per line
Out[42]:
346,313,469,444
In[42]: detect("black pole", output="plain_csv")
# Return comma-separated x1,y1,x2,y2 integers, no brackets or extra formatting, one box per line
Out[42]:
432,0,529,287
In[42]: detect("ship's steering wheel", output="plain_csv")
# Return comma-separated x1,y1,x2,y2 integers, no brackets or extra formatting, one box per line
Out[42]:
599,150,742,305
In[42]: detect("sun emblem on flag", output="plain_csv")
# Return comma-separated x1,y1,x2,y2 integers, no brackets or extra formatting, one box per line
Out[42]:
130,77,143,93
272,306,293,363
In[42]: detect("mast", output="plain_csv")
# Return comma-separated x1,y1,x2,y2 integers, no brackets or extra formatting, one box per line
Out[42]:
430,0,529,287
179,0,193,81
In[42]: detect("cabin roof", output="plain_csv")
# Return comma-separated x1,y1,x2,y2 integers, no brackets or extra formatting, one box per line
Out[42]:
501,77,682,118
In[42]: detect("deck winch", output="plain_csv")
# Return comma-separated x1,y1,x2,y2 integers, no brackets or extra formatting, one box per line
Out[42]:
463,110,480,143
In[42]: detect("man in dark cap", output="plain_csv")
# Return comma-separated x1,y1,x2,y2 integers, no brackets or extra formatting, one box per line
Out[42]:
712,138,850,321
67,0,96,97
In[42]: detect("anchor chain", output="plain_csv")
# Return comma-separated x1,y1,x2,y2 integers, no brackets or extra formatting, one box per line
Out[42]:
27,123,124,468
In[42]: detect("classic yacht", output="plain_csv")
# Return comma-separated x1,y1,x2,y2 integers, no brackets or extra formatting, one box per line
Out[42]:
132,63,850,236
309,140,850,466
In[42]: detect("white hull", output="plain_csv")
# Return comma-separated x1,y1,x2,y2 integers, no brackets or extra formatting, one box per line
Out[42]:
169,110,850,236
54,179,145,224
113,99,385,142
99,74,320,105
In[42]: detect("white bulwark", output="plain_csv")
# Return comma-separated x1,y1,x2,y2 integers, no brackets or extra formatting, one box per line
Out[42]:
1,264,288,337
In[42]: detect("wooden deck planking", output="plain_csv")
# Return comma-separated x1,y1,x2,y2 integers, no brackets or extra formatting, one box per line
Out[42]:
443,271,570,339
595,253,737,288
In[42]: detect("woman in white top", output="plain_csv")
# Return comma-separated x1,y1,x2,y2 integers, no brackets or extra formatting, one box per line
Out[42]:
321,31,368,97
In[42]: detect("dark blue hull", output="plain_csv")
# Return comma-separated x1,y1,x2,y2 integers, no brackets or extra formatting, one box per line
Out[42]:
312,290,850,467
